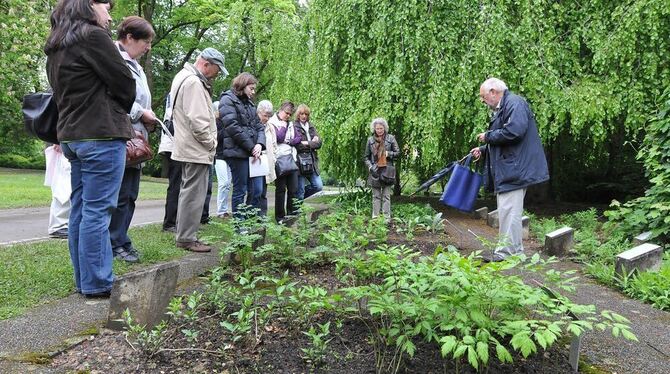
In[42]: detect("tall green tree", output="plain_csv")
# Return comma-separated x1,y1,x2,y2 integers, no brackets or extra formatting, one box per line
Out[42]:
295,0,669,198
0,0,52,155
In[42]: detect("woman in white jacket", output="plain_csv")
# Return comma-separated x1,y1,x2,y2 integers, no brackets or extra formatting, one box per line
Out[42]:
257,100,275,215
268,102,302,223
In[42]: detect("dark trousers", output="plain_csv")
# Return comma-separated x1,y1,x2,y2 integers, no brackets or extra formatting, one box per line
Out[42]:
259,180,268,216
162,152,211,229
201,164,213,223
109,167,141,249
162,153,182,230
227,157,263,220
275,170,299,221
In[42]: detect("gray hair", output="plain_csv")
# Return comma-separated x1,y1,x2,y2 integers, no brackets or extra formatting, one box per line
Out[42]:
257,100,273,115
370,117,389,134
481,77,508,92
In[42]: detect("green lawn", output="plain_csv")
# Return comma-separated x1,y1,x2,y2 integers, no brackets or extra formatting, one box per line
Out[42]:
0,168,169,209
0,222,235,320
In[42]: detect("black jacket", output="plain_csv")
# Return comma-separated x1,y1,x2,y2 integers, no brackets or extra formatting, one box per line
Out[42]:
218,90,265,159
215,116,225,159
294,121,322,174
46,25,136,141
364,134,400,187
481,90,549,193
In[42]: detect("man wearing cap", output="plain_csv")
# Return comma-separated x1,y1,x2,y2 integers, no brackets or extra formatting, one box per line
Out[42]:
169,47,228,253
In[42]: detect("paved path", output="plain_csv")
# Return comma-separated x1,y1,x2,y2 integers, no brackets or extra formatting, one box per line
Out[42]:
0,199,180,246
0,190,338,246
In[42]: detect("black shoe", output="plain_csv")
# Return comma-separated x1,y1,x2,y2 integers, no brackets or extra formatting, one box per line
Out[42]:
49,228,68,239
162,226,177,233
200,217,211,224
113,246,140,263
84,290,111,299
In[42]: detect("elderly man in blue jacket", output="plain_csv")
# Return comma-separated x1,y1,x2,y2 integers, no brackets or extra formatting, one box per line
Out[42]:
471,78,549,262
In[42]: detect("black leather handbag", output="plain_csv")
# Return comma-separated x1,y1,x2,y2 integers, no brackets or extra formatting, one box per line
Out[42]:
22,91,59,144
379,165,396,185
275,154,298,177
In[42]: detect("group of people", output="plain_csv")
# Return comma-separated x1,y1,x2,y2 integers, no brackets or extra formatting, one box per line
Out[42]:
43,0,547,299
44,0,328,296
157,59,325,252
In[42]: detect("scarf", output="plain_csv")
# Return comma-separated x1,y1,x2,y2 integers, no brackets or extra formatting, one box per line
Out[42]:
373,134,387,167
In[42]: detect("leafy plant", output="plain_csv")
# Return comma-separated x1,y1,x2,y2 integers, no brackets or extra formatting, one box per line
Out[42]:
301,321,333,367
122,309,169,356
340,246,636,372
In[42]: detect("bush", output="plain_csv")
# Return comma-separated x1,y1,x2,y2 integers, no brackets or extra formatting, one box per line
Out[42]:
605,86,670,244
0,153,45,170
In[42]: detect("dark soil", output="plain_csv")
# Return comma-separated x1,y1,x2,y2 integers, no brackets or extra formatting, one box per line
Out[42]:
50,211,576,374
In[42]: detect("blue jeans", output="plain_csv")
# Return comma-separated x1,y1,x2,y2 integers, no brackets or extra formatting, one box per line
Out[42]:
226,157,263,219
62,140,125,294
297,173,323,200
109,167,140,250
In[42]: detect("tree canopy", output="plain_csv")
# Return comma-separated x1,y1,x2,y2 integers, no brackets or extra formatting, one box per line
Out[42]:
1,0,669,203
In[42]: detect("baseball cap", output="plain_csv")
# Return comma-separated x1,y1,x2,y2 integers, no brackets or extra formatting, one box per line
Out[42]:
200,47,229,77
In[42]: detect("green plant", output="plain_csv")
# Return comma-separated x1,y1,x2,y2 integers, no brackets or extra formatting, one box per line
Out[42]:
605,86,670,243
340,246,636,373
123,309,169,355
301,321,333,367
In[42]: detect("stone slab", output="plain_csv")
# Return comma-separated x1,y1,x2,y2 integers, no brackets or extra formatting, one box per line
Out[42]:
544,226,574,256
615,243,663,275
474,207,488,220
487,209,499,228
522,215,530,240
633,231,653,245
569,334,581,372
107,262,179,330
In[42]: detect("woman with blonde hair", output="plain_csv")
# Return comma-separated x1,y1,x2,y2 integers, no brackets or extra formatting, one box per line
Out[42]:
363,117,399,219
294,104,323,200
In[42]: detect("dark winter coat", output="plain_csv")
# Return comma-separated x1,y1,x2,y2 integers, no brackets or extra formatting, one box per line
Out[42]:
215,116,225,159
481,90,549,193
218,90,266,159
46,25,136,142
364,134,400,188
294,121,322,175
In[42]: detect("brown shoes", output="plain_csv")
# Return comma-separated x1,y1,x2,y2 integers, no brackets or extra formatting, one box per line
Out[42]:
176,240,213,253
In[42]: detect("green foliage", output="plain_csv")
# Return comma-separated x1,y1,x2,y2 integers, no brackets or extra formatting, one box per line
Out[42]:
339,246,634,372
287,0,670,196
605,86,670,243
0,152,46,170
301,321,333,367
0,0,52,155
123,308,169,355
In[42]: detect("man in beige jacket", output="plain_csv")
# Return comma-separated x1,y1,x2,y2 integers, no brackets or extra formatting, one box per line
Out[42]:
170,48,228,252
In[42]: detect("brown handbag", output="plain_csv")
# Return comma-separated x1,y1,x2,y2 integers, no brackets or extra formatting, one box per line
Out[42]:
126,130,153,167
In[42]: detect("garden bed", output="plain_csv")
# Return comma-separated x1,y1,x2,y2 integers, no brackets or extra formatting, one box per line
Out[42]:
50,194,633,373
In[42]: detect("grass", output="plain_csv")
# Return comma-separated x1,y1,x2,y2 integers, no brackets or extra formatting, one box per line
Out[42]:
0,224,201,320
0,168,169,209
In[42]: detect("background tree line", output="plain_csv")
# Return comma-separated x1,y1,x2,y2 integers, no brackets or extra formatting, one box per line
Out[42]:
1,0,668,206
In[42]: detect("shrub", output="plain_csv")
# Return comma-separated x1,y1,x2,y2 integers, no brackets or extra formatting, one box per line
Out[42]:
0,153,45,170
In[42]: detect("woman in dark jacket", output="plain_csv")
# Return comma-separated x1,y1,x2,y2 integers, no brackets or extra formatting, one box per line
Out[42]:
363,118,399,220
294,104,323,200
45,0,136,297
219,73,266,221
